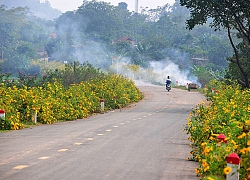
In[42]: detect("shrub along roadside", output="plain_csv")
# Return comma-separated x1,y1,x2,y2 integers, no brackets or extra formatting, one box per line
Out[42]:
0,73,143,130
184,80,250,179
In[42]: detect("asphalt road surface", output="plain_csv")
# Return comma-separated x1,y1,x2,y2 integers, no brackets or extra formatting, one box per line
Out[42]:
0,83,205,180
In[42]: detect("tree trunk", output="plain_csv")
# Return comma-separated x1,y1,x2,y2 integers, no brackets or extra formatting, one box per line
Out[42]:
227,28,250,88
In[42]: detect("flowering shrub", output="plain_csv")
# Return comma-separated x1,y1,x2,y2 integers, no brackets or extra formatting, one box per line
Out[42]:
185,80,250,179
0,73,142,130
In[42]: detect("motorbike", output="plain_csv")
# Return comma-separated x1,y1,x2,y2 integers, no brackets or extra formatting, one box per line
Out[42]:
166,83,171,92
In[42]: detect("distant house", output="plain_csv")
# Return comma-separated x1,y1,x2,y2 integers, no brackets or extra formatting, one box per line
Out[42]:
50,33,57,39
37,46,48,62
113,37,136,45
191,57,209,66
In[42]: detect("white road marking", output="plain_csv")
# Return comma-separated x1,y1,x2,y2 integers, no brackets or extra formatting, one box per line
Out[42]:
58,149,68,152
87,138,94,141
13,165,28,170
74,142,83,145
97,134,104,136
113,126,118,128
38,156,50,160
106,129,112,132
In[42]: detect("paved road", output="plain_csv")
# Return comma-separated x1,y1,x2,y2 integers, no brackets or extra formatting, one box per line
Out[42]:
0,83,205,180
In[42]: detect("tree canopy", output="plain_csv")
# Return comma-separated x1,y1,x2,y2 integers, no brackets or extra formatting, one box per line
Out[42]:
180,0,250,88
0,0,237,86
1,0,61,20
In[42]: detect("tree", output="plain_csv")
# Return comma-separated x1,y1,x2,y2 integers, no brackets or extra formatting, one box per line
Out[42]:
1,0,61,20
180,0,250,88
76,0,131,43
118,2,128,11
206,35,232,70
0,6,50,75
191,65,213,87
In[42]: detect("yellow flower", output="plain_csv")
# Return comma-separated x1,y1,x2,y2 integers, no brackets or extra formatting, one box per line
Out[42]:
224,166,232,175
247,140,250,146
233,144,238,149
209,136,214,141
230,140,236,145
247,147,250,152
204,147,213,155
204,165,210,172
195,168,199,174
247,174,250,179
207,177,214,180
237,132,247,139
201,142,207,148
202,159,208,167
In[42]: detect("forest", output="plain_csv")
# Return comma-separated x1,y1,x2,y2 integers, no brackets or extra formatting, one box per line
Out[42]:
0,0,249,87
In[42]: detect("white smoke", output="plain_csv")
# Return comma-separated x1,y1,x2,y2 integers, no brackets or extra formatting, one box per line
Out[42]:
53,15,199,86
149,60,198,86
109,58,199,86
76,41,111,69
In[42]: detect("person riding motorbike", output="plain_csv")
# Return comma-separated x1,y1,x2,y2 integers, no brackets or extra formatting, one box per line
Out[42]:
166,76,171,86
165,76,171,91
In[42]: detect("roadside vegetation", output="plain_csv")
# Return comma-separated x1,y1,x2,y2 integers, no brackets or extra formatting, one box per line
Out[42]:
1,0,250,179
0,63,142,130
184,80,250,180
180,0,250,179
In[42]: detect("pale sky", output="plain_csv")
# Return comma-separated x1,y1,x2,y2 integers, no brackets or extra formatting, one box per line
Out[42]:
41,0,175,13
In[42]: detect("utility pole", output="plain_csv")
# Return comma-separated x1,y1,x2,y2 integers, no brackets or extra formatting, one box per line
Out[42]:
135,0,138,13
134,0,139,45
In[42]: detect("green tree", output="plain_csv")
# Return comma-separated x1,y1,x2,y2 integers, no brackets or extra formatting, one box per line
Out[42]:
0,6,27,60
2,0,61,20
227,42,250,86
76,0,131,43
0,6,50,75
206,35,232,70
180,0,250,88
192,65,213,87
0,6,30,74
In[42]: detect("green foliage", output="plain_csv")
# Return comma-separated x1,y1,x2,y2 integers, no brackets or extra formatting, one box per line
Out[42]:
0,1,236,87
180,0,250,88
0,117,11,130
227,42,250,87
17,71,42,87
191,66,213,87
0,6,52,75
43,62,103,87
76,1,131,42
185,80,250,179
0,66,143,130
1,0,61,20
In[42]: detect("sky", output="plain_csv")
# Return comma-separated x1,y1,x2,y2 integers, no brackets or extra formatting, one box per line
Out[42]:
41,0,175,13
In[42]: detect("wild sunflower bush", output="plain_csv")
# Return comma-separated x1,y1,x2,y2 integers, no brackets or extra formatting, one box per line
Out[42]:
185,80,250,179
0,73,142,130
